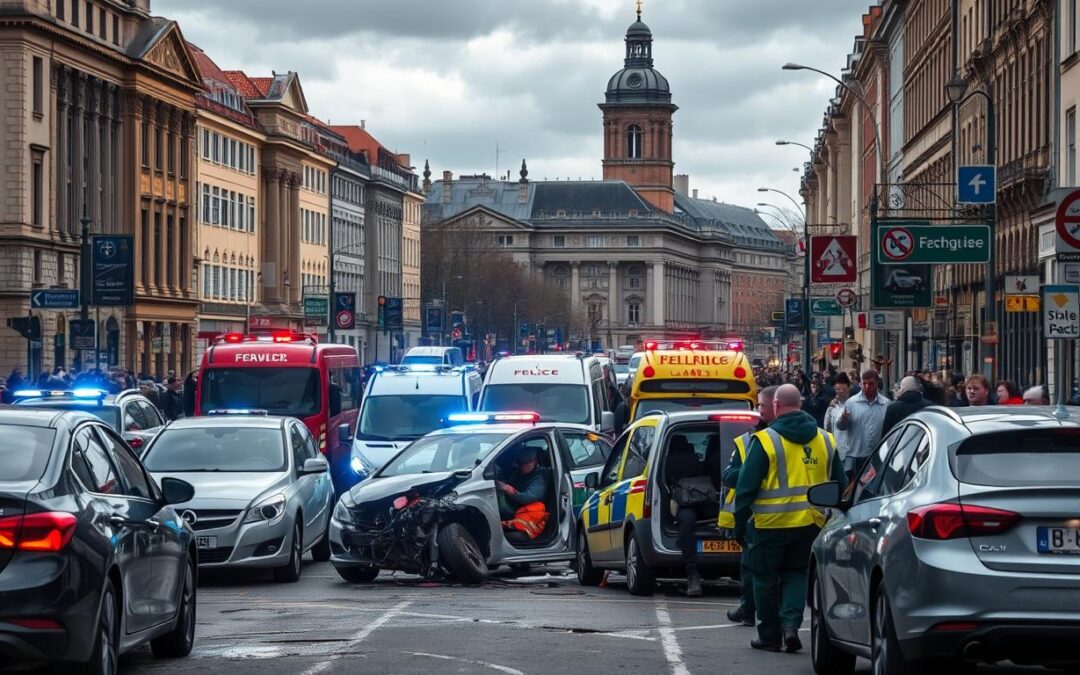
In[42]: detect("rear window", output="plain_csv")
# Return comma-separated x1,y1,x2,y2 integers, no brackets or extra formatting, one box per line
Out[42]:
639,379,751,394
0,425,56,482
953,430,1080,487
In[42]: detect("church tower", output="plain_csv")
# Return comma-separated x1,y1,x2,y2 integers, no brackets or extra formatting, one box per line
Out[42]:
600,7,678,213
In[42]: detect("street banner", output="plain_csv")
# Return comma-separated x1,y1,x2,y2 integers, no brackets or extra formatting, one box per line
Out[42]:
334,292,356,330
877,224,990,264
810,235,857,284
1042,285,1080,339
91,236,134,306
871,220,932,309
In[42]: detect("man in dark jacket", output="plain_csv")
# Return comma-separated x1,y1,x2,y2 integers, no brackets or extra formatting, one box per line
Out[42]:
881,376,931,435
182,370,197,417
161,376,185,421
496,445,547,519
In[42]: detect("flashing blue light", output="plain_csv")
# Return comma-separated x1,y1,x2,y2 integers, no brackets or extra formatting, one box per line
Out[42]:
350,455,365,475
12,389,44,398
206,409,269,416
446,413,489,424
72,388,107,399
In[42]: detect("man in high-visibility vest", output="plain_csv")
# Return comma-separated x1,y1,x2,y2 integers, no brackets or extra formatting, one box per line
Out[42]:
734,383,845,653
719,385,777,627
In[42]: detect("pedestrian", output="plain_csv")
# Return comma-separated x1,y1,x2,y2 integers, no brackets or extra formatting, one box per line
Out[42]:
964,373,993,406
836,370,890,481
995,380,1024,405
948,372,968,406
1023,385,1050,405
719,385,777,626
733,384,845,653
802,380,829,427
823,373,852,462
162,376,184,421
183,370,198,417
881,376,932,436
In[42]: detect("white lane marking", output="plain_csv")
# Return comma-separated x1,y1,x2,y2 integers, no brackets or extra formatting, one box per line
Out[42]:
302,599,412,675
194,645,284,659
403,651,525,675
654,599,691,675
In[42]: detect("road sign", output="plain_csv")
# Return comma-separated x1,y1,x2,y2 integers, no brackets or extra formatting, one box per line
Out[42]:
956,165,997,204
424,305,444,337
810,236,857,284
1043,285,1080,339
811,317,830,331
872,221,932,308
836,288,857,308
303,296,329,326
877,224,991,264
810,298,842,316
866,310,904,331
785,298,805,331
30,289,79,309
334,292,356,330
91,236,134,306
69,319,95,351
1055,189,1080,260
1005,295,1039,313
1004,275,1039,295
384,297,404,330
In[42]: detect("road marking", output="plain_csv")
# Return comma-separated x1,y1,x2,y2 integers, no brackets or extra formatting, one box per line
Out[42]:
654,599,691,675
302,599,412,675
403,651,525,675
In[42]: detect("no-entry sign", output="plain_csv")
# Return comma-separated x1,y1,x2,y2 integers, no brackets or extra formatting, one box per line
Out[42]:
1055,189,1080,260
877,224,991,264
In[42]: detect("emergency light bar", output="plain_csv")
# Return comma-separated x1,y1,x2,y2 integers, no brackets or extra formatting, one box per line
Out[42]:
12,388,108,401
445,411,541,426
216,331,318,345
708,413,759,423
206,409,269,416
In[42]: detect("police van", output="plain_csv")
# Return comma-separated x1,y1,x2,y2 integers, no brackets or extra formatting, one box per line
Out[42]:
401,346,465,367
347,365,482,489
479,354,615,434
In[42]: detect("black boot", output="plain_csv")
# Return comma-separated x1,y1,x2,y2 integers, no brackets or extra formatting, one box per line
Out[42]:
685,566,702,597
782,628,802,653
750,639,781,652
726,605,755,627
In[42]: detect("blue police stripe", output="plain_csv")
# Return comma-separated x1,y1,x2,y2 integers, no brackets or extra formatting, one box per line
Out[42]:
587,493,599,527
610,482,631,523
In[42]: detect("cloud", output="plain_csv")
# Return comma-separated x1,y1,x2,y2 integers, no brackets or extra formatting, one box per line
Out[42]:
160,0,871,214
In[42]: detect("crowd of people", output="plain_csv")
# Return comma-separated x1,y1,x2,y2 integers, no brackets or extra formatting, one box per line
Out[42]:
0,366,198,421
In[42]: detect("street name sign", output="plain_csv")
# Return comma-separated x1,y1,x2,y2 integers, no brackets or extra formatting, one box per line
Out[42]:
810,235,857,284
30,289,79,309
1043,285,1080,339
956,165,997,205
1055,189,1080,261
810,298,842,316
877,224,991,264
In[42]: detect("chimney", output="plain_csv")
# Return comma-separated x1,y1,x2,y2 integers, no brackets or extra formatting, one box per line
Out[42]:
361,120,366,130
674,174,690,196
442,171,453,204
692,188,699,199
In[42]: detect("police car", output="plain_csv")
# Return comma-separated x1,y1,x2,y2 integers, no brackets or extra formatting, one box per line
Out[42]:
12,387,165,451
576,410,759,594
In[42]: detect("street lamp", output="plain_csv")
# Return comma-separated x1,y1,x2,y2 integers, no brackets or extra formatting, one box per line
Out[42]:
944,75,997,379
760,186,811,373
776,140,814,152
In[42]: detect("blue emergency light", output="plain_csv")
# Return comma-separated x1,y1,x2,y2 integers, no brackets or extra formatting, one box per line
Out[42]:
206,409,269,416
444,411,540,426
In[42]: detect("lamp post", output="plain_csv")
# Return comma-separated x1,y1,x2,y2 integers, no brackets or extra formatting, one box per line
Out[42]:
77,209,93,372
945,75,996,379
759,187,811,373
776,139,815,152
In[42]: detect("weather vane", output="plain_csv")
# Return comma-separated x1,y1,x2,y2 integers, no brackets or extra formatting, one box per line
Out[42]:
636,0,643,20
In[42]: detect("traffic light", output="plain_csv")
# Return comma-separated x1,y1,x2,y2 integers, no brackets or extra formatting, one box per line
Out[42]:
519,322,529,339
828,343,842,361
854,345,865,364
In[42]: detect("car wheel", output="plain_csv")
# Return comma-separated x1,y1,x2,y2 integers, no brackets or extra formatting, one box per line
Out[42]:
151,560,196,658
437,522,488,583
273,521,303,583
76,577,119,675
576,530,603,587
624,532,654,596
311,516,332,563
871,587,908,675
810,574,855,675
335,565,380,583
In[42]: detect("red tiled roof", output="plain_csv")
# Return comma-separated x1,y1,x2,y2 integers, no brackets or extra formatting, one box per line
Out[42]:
330,125,392,163
187,43,224,85
250,78,274,96
222,70,265,98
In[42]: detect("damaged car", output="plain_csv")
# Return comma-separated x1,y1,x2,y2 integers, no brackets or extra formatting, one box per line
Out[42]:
328,412,582,583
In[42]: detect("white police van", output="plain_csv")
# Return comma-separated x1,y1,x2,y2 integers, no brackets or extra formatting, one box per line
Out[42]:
348,365,482,482
479,354,615,434
401,346,465,367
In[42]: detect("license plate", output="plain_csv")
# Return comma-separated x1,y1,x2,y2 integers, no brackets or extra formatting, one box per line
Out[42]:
196,536,216,550
1037,527,1080,554
697,540,741,553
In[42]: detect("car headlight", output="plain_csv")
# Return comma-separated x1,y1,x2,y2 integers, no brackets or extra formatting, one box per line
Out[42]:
332,499,354,526
350,449,377,477
244,494,286,524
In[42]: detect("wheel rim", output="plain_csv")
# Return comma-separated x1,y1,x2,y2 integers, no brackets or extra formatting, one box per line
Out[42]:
626,539,637,589
872,595,887,675
181,565,195,648
101,591,117,675
578,533,589,573
292,526,301,576
811,580,823,664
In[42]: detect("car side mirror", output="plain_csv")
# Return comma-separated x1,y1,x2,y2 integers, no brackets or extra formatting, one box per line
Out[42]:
482,463,496,481
160,477,195,505
807,481,843,509
600,411,615,432
584,472,599,490
338,423,352,444
302,457,329,475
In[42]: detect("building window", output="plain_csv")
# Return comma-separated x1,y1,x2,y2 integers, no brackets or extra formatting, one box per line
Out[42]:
627,125,643,159
586,235,603,248
85,2,92,34
140,122,149,166
553,235,565,247
497,234,514,247
31,152,43,226
58,0,65,20
626,235,640,247
627,264,644,289
33,249,42,286
112,13,119,45
1072,0,1078,55
1068,107,1077,187
554,265,569,290
98,7,105,38
627,302,641,325
32,56,43,116
71,0,78,27
167,135,175,174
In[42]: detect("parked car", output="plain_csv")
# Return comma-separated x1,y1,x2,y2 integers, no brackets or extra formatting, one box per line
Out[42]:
141,412,334,582
330,412,584,583
0,408,197,671
807,405,1080,674
13,387,166,451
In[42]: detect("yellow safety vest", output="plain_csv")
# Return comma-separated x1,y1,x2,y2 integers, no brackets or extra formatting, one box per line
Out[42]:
751,427,835,530
717,431,750,529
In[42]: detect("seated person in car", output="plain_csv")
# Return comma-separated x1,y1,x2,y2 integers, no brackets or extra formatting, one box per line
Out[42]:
666,435,714,597
497,446,549,538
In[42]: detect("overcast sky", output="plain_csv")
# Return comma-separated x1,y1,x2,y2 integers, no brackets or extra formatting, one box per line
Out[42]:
159,0,872,219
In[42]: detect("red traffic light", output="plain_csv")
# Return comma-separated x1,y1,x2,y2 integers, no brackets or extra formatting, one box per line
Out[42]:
828,343,842,359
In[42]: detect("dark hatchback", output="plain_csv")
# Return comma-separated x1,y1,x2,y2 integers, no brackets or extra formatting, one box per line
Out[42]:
0,408,197,674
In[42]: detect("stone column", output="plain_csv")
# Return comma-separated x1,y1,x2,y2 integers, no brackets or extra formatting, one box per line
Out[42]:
570,262,581,311
289,173,302,306
653,260,665,327
645,264,654,325
72,72,86,228
263,168,280,301
607,262,618,327
102,85,114,233
88,81,101,228
55,67,69,237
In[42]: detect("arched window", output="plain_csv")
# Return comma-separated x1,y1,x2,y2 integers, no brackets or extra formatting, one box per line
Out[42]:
553,265,570,290
627,125,642,159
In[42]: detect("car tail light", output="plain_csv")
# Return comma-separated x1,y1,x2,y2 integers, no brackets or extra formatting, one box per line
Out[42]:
0,512,77,552
928,621,977,633
709,413,758,423
628,478,651,518
642,365,656,378
733,366,747,378
907,503,1020,540
6,618,63,630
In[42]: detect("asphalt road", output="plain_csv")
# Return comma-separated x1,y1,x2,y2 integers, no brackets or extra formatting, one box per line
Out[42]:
112,560,1051,675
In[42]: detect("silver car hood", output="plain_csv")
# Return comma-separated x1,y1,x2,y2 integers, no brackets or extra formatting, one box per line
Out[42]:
353,439,411,469
150,471,288,508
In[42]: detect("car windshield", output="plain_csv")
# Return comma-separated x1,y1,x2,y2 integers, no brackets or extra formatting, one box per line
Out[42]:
142,427,286,473
628,355,642,369
952,430,1080,487
15,400,120,429
199,367,321,418
379,432,510,477
358,395,468,440
614,364,630,374
402,356,443,365
0,425,56,482
481,384,590,425
634,398,751,420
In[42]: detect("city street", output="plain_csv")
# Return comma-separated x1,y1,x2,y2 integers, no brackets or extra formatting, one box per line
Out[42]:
114,562,1045,675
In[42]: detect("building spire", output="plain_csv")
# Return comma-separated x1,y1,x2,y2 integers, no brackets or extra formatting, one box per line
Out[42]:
519,158,529,183
636,0,642,20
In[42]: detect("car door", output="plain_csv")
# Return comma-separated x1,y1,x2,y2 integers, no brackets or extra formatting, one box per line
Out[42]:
583,429,631,563
70,424,157,634
289,423,319,549
300,423,333,544
607,422,655,559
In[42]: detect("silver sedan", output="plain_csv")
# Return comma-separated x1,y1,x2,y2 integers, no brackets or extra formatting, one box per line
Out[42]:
807,405,1080,674
142,413,335,582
